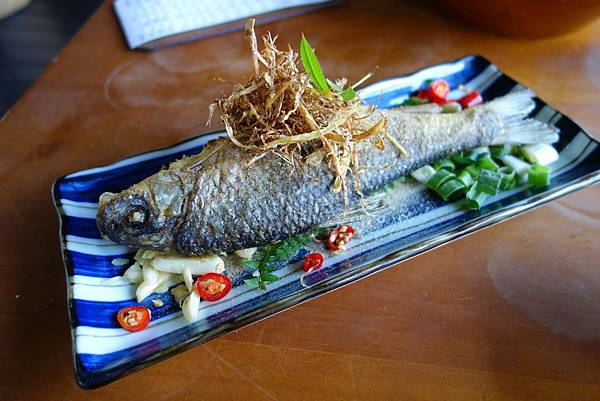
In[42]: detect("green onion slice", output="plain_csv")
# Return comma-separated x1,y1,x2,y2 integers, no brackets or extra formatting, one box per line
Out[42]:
527,164,551,187
457,169,474,187
466,185,489,210
476,169,502,195
436,179,466,201
490,144,512,159
477,156,499,172
411,165,436,184
426,169,455,191
467,147,490,161
433,158,455,172
498,166,516,190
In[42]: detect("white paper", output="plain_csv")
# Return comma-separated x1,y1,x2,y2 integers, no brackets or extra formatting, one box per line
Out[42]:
114,0,333,49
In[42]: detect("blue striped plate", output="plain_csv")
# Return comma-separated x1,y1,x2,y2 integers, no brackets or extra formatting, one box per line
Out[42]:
53,55,600,388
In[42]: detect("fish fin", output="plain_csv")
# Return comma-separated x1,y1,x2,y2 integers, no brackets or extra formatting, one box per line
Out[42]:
483,89,536,123
495,118,560,145
484,90,560,144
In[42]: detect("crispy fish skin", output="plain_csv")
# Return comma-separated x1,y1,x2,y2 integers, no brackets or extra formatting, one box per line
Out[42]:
96,91,558,254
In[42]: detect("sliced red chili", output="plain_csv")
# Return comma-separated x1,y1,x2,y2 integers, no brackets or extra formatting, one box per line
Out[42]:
458,91,483,109
303,253,324,272
195,272,232,302
326,225,355,251
117,305,151,332
427,79,450,105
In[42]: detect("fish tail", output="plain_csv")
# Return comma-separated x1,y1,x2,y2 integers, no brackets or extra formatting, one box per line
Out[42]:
485,90,560,145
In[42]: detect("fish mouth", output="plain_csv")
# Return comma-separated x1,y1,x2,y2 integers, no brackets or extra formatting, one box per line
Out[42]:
98,192,116,208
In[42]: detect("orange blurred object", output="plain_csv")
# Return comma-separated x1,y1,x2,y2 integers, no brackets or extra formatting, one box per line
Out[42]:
436,0,600,38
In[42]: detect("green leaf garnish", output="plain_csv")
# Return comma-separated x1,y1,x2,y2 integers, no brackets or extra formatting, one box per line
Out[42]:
300,34,330,95
340,87,356,101
327,78,357,101
244,277,260,287
241,230,316,290
326,78,343,92
260,272,280,282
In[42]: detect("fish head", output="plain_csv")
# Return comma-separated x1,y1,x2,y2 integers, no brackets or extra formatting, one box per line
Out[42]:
96,171,186,249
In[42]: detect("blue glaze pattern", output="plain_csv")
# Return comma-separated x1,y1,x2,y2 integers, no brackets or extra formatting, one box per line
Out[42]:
52,55,600,388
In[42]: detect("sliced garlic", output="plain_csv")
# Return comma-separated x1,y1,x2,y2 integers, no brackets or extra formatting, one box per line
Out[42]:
123,262,143,284
234,247,257,259
150,253,224,275
111,258,130,267
136,265,178,301
170,284,189,305
182,290,201,322
183,267,194,292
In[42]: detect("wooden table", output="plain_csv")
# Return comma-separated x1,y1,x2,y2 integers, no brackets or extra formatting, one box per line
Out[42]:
1,1,599,399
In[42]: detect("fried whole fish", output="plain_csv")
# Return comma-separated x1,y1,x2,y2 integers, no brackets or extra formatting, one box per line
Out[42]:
96,91,558,255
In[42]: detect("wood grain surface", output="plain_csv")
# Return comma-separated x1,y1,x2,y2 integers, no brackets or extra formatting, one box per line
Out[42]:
1,1,599,400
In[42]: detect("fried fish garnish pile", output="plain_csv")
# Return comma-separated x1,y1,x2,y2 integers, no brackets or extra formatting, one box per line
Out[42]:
210,19,390,201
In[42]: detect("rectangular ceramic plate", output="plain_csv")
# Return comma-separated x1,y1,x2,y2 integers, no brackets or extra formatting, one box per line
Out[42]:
53,55,600,388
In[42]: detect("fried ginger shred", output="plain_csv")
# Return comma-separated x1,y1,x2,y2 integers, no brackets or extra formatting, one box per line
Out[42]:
210,19,390,203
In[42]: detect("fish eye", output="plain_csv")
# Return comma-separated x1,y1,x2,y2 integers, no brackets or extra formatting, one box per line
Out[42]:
125,206,148,227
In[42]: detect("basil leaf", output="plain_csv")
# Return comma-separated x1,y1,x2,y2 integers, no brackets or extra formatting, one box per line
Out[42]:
300,34,330,94
242,259,260,269
244,278,260,287
262,263,280,272
327,78,343,92
340,87,356,101
327,78,356,101
260,272,280,282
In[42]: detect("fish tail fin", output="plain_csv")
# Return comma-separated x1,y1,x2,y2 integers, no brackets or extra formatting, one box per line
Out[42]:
497,118,560,145
484,90,560,144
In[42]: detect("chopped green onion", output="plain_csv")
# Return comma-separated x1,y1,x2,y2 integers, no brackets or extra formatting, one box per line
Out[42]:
411,165,436,184
521,144,559,166
453,147,490,164
464,165,480,178
457,169,474,187
466,185,489,210
498,166,516,190
477,156,499,171
451,152,472,165
527,164,551,187
398,79,558,211
490,144,513,159
501,155,531,175
433,158,455,171
468,147,490,161
476,169,502,195
436,179,466,201
426,169,455,191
